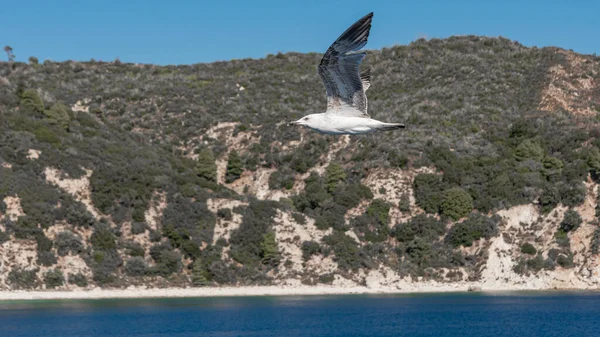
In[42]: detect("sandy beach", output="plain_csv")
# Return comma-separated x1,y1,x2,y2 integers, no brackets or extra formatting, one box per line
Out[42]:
0,284,479,301
0,282,581,301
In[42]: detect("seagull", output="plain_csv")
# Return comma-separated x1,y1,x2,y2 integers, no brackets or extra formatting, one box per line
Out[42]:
288,12,405,135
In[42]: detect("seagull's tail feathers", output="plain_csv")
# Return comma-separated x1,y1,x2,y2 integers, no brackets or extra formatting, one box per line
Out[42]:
377,122,405,131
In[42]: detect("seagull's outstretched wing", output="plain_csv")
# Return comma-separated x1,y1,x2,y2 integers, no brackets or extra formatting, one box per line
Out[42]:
318,12,373,118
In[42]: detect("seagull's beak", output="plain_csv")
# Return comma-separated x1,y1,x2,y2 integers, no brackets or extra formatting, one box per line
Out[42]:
287,121,298,126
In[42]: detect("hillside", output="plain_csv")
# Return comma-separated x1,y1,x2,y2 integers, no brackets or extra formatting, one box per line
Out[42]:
1,35,600,291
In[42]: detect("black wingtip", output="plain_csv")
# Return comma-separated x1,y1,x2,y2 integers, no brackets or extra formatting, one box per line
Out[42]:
332,12,374,52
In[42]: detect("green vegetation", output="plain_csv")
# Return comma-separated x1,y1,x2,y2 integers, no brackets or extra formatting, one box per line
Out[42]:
45,102,71,130
0,35,599,289
521,243,537,255
44,269,65,289
440,187,473,220
260,231,281,266
325,162,346,192
196,148,217,182
560,209,582,233
20,89,44,113
445,213,499,247
225,150,243,183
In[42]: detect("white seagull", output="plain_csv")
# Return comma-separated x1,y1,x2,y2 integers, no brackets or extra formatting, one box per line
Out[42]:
288,12,405,135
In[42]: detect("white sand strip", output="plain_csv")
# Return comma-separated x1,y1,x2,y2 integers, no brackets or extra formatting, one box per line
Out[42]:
0,283,593,301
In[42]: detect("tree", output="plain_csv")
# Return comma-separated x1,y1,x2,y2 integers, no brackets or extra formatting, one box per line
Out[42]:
225,150,243,183
260,231,281,266
325,162,346,192
521,243,537,255
45,102,71,130
587,147,600,178
3,46,14,62
413,173,444,214
192,259,210,286
20,89,44,114
440,188,473,220
28,56,39,65
560,209,582,233
196,149,217,182
44,269,65,289
514,139,543,162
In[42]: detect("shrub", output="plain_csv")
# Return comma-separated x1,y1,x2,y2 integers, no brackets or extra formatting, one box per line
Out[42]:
514,139,543,161
56,231,84,256
229,200,279,266
394,214,446,243
540,186,560,214
150,242,174,262
560,209,582,233
91,249,122,285
301,241,321,261
314,202,347,231
554,230,570,247
268,168,295,190
291,212,306,225
367,199,390,225
8,268,40,290
124,241,145,257
44,269,65,289
125,257,147,276
318,274,335,284
405,237,432,265
333,183,373,209
446,213,499,247
398,193,410,212
413,173,444,214
131,222,148,235
520,243,537,255
440,188,473,220
217,208,233,220
33,125,61,147
37,251,58,266
323,231,372,271
556,253,574,268
90,223,117,250
153,250,182,276
592,229,600,255
526,255,544,272
558,182,586,207
68,273,88,287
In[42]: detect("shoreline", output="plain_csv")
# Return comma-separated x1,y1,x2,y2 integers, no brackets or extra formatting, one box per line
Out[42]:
1,284,597,301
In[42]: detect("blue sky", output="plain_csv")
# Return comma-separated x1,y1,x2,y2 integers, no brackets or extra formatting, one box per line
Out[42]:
2,0,598,65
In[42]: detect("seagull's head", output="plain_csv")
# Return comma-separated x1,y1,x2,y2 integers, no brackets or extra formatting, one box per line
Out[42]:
288,115,316,127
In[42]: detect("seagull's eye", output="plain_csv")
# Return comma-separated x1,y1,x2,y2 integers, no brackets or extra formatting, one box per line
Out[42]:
304,117,309,121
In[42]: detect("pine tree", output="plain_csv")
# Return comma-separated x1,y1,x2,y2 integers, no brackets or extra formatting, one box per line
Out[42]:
196,149,217,182
260,231,281,266
225,150,243,183
20,89,44,114
191,259,210,287
45,102,72,130
325,162,346,192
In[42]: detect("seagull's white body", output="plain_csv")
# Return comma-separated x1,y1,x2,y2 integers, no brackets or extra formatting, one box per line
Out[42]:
289,12,405,134
299,113,403,135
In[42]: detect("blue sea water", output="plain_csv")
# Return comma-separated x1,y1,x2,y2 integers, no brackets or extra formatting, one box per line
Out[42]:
0,292,599,337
